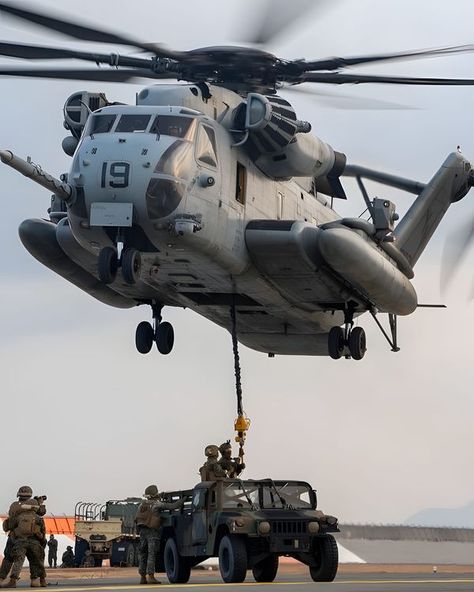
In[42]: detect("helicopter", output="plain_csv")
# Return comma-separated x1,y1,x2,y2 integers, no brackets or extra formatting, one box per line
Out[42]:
0,1,473,361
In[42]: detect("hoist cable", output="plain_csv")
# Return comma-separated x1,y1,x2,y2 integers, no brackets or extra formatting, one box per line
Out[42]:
230,295,243,417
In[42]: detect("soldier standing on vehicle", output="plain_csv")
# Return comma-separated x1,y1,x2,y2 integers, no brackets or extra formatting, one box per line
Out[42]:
47,534,58,568
4,487,48,588
218,441,245,478
199,445,227,481
135,485,184,585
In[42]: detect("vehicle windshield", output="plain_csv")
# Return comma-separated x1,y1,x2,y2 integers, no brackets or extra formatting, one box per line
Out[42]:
84,113,196,138
222,481,313,510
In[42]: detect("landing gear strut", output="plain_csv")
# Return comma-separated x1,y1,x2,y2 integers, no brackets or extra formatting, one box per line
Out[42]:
328,305,367,361
135,302,175,355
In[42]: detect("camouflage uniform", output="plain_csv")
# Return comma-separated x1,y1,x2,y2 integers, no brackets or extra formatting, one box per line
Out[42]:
217,442,245,478
199,445,227,481
0,532,24,584
7,487,47,587
135,485,183,584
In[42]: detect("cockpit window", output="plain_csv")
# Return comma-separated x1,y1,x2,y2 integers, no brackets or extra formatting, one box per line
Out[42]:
87,114,116,135
196,125,218,168
150,115,196,140
115,114,151,133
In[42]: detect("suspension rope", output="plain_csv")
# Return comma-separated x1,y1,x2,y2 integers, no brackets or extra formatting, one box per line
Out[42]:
230,295,243,417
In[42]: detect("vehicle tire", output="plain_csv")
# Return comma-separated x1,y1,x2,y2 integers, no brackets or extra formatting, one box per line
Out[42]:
164,538,191,584
349,326,366,360
252,554,278,582
93,556,103,567
156,321,174,355
121,248,141,285
125,543,135,568
98,247,118,284
135,321,154,354
328,326,344,359
218,535,247,583
309,534,339,582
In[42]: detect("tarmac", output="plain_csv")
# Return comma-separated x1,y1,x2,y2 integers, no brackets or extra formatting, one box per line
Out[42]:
8,565,474,592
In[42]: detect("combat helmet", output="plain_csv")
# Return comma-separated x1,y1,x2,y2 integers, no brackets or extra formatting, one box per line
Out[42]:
17,485,33,498
204,445,219,458
144,485,159,498
218,441,232,454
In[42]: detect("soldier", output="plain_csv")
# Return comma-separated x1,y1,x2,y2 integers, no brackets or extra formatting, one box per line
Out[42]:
218,441,245,478
4,486,47,588
135,485,184,585
199,445,227,481
60,546,75,568
0,518,25,588
47,535,58,568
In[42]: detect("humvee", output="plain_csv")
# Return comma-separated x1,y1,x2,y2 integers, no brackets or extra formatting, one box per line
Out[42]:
158,479,339,584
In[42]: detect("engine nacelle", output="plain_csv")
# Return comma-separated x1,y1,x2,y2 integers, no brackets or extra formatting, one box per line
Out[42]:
238,93,346,193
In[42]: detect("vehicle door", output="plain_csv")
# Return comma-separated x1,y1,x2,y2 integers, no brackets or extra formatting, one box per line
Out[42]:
191,488,208,545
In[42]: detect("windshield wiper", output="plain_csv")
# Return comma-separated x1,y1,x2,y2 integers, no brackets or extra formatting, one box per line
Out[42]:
237,480,258,510
262,479,287,509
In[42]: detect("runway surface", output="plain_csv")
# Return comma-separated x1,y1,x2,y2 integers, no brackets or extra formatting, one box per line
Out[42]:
11,572,474,592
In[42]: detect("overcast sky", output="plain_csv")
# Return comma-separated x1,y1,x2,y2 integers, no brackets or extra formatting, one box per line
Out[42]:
0,0,473,526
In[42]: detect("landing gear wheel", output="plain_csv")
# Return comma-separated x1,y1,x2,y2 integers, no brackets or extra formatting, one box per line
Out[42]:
218,535,247,583
349,326,366,360
252,554,279,582
121,248,141,285
156,321,174,355
309,534,339,582
98,247,118,284
164,538,191,584
328,326,344,360
135,321,154,354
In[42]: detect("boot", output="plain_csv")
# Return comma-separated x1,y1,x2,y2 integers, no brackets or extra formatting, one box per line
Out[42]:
30,579,40,588
139,575,147,585
2,579,17,588
40,578,48,587
146,575,160,584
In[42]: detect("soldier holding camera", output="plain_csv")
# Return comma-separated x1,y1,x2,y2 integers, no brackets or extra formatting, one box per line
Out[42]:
1,487,48,588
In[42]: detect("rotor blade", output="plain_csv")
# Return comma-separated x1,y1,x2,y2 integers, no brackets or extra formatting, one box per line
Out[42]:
0,67,174,82
302,45,474,71
0,2,183,60
440,219,474,294
240,0,326,46
0,41,154,69
281,84,414,110
299,72,474,85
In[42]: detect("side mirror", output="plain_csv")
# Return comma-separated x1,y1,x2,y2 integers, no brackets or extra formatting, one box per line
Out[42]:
312,490,318,509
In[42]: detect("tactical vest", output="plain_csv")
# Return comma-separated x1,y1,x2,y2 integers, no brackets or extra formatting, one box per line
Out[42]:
135,500,162,530
9,499,42,539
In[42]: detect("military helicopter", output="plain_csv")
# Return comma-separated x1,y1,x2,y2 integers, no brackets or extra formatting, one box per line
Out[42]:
0,1,473,361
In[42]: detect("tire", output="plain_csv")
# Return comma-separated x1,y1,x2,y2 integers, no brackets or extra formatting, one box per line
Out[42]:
349,326,366,360
218,535,247,584
121,248,141,285
328,326,344,359
164,538,191,584
252,554,278,582
309,535,339,582
156,322,174,355
98,247,118,284
135,321,154,354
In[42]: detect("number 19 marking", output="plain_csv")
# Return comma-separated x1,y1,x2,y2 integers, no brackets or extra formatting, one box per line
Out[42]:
101,161,130,188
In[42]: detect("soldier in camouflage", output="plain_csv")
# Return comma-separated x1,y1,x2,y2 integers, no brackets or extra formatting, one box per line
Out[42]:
0,519,25,588
3,486,48,588
199,445,227,481
135,485,184,585
218,441,245,478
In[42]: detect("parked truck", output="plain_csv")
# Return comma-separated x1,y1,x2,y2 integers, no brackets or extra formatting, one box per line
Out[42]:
74,498,141,567
157,478,339,584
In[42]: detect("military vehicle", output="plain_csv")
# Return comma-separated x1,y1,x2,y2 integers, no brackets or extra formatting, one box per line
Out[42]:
157,479,339,584
74,499,141,567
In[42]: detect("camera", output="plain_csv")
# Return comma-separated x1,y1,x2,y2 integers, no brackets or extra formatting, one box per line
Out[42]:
34,495,47,502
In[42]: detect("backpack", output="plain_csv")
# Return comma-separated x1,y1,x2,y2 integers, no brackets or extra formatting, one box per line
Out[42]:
13,512,37,538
